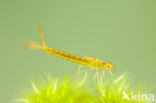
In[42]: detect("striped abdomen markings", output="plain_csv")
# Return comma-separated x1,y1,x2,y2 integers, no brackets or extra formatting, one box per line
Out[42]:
44,47,91,66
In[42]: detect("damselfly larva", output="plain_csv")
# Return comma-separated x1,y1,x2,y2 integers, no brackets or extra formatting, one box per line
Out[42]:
23,25,114,85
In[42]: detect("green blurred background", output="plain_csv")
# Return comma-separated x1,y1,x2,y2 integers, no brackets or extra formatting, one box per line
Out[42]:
0,0,156,103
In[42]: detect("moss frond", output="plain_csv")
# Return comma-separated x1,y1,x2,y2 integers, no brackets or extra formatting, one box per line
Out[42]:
17,74,95,103
17,73,148,103
97,73,146,103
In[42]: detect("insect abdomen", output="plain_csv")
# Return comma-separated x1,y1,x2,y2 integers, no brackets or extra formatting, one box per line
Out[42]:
44,47,90,66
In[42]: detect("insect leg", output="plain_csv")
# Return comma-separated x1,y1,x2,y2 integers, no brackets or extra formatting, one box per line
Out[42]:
78,65,83,73
93,70,99,91
109,70,114,77
70,67,95,80
97,69,100,82
77,67,95,75
103,70,108,84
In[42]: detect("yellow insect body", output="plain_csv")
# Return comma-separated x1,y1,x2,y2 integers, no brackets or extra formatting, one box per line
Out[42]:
45,48,101,68
23,25,114,85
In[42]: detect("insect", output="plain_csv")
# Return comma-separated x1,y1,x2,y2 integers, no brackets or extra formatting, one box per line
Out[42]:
23,25,114,86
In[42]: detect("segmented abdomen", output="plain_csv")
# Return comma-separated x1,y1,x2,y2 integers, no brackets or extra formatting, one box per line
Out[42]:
44,47,91,66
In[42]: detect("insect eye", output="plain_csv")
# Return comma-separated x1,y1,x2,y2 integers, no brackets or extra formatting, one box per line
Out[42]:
107,65,110,68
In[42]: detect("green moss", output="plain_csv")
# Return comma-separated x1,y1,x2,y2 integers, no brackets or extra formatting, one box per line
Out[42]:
17,73,147,103
96,73,146,103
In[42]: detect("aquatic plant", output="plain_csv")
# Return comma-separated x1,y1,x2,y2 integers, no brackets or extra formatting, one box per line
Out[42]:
17,73,148,103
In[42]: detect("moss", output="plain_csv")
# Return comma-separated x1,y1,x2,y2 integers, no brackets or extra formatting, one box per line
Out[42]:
96,73,146,103
17,73,147,103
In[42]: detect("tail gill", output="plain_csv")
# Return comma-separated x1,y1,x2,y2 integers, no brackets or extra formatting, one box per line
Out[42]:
22,25,47,50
